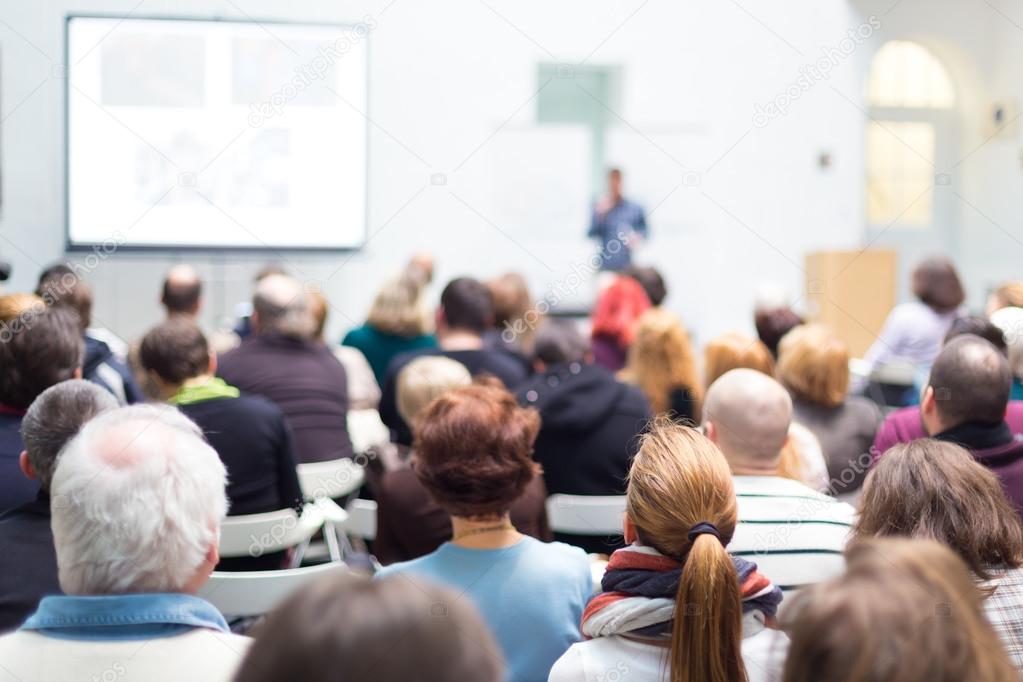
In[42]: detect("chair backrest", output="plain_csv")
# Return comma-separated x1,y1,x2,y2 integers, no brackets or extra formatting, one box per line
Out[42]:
345,498,378,540
348,409,390,454
546,494,627,535
199,562,348,618
298,458,365,501
219,505,324,558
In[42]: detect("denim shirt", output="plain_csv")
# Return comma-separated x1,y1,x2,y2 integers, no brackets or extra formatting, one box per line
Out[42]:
588,198,647,271
20,593,229,641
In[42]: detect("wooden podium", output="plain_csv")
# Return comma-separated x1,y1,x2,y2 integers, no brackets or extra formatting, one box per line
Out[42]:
805,250,898,359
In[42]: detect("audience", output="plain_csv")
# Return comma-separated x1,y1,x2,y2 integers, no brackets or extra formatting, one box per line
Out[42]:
309,290,380,410
218,273,354,463
161,263,203,318
371,356,550,564
589,274,651,371
754,302,803,359
782,538,1019,682
36,266,142,405
233,573,503,682
550,421,785,682
0,380,116,632
620,307,702,422
991,305,1023,401
623,264,667,306
776,324,882,496
342,269,436,385
517,319,650,553
484,271,537,365
703,369,854,593
376,384,591,682
856,439,1023,668
0,405,249,680
0,301,83,512
378,276,530,446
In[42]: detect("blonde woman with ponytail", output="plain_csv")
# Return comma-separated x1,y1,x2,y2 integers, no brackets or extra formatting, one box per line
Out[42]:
549,420,787,682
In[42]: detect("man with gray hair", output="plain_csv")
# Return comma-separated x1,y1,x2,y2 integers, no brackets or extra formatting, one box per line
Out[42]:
218,273,353,463
0,380,116,632
0,404,249,680
703,368,854,594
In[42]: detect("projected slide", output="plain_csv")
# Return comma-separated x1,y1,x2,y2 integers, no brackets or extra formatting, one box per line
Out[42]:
67,16,369,249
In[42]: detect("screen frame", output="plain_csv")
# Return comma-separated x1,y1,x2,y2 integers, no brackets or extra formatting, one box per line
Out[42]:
64,12,370,253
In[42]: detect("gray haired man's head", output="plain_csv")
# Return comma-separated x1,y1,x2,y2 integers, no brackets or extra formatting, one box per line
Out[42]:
532,319,590,367
252,273,316,339
21,379,118,491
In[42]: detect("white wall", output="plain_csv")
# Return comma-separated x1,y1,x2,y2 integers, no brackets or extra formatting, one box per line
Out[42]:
1,0,1012,348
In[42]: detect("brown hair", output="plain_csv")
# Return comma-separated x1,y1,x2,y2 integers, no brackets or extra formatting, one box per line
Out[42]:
703,332,775,390
855,439,1023,579
233,572,503,682
37,265,92,332
139,318,210,385
776,324,850,407
621,308,702,420
783,537,1019,682
626,421,745,682
912,257,965,313
0,304,84,410
413,384,541,518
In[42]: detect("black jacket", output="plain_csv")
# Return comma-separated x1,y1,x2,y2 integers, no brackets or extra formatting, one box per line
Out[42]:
0,492,59,632
83,336,143,405
517,362,650,553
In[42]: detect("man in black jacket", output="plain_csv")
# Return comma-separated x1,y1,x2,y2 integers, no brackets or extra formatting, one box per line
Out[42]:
517,319,650,553
0,379,116,632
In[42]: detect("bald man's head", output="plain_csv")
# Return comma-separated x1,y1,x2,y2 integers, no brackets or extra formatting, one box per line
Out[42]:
703,368,792,471
161,265,202,317
252,274,315,339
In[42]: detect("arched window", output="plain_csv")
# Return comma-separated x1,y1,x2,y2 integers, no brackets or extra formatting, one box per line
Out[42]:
865,41,955,227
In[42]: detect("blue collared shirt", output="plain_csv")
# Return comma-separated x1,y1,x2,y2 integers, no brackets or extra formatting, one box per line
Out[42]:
21,593,229,641
588,198,647,271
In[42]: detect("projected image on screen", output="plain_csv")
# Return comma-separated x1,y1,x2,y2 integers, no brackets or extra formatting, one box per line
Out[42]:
67,16,368,249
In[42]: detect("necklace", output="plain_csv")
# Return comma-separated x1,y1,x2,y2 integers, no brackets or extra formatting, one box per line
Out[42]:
453,523,515,541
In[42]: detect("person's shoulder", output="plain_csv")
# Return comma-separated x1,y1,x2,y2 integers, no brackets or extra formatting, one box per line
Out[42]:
375,553,431,580
547,642,587,682
384,347,437,382
231,393,286,420
844,395,883,421
342,325,370,344
523,537,590,571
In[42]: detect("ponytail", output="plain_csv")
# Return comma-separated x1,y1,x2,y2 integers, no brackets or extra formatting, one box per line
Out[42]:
670,533,746,682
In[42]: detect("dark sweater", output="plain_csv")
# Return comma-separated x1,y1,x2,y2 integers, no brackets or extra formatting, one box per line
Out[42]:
178,395,303,516
0,412,36,514
936,420,1023,516
217,333,353,463
379,347,531,446
0,492,59,632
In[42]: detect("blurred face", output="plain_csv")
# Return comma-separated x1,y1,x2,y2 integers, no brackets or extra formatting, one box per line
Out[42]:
608,172,622,198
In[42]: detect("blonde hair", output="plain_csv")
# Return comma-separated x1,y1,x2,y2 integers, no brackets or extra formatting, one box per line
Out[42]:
367,274,432,338
776,324,850,407
627,421,745,682
993,281,1023,310
703,332,774,390
621,309,702,420
487,273,538,350
0,293,45,322
396,356,472,425
783,537,1019,682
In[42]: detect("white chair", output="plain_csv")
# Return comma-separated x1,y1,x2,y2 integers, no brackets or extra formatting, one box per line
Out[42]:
298,458,366,561
219,504,324,569
199,562,348,619
546,494,627,536
345,498,378,541
347,409,390,454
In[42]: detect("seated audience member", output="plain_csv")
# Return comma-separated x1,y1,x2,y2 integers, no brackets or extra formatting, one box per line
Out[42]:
378,277,530,445
872,318,1023,455
624,264,667,307
776,324,882,496
620,307,701,422
550,422,785,682
517,320,650,553
309,290,380,410
36,267,142,405
0,301,83,512
140,318,303,517
589,274,651,371
863,256,964,376
218,273,354,463
483,272,536,370
988,280,1023,316
753,297,803,359
703,332,829,491
856,439,1023,668
0,380,116,632
0,405,249,680
372,356,549,565
782,538,1018,682
991,306,1023,401
911,335,1023,512
376,385,591,682
233,573,503,682
342,270,436,386
703,369,854,592
161,264,203,319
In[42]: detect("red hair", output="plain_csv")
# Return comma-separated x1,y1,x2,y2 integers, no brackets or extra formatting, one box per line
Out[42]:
591,276,652,349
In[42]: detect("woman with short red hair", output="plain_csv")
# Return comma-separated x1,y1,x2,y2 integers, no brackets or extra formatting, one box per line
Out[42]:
376,384,592,682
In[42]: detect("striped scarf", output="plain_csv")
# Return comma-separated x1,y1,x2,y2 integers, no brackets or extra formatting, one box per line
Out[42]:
582,544,783,640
